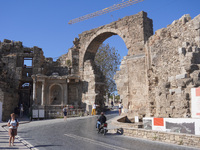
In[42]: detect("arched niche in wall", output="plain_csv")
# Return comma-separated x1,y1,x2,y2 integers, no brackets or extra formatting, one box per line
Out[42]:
49,84,63,105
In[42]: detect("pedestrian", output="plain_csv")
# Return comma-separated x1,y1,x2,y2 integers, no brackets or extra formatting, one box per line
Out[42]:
63,105,68,120
91,103,98,115
111,101,114,107
119,102,122,115
7,113,19,146
20,104,23,118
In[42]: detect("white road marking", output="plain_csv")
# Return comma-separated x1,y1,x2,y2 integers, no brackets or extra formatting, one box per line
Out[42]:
64,134,129,150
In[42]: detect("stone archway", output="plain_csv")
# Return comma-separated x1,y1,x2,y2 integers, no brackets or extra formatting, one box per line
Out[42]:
77,11,153,75
68,11,153,113
83,30,124,62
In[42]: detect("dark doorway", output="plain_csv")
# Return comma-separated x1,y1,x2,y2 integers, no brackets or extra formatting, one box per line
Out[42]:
18,82,33,116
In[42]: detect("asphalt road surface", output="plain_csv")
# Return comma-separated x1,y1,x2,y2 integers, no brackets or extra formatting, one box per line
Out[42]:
16,111,199,150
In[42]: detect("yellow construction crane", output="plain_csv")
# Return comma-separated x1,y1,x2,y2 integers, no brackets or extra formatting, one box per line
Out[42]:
68,0,144,24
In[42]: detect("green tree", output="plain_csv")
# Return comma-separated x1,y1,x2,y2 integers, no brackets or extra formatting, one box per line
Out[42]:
115,95,120,103
94,43,121,94
66,59,71,67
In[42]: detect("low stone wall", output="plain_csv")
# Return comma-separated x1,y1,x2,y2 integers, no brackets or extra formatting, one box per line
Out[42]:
111,116,200,148
123,127,200,148
45,106,85,119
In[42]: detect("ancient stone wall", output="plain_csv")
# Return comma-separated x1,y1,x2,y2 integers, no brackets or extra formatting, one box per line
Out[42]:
123,127,200,149
68,82,82,106
114,13,200,119
115,54,148,117
0,39,46,120
0,39,71,120
0,37,84,120
146,14,200,118
43,60,68,76
0,39,45,84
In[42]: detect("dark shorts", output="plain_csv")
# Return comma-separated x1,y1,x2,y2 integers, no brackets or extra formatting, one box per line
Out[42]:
64,112,67,116
8,128,17,136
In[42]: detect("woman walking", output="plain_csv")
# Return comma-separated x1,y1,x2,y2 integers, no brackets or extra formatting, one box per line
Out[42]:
7,113,19,146
91,103,99,115
63,105,68,120
118,102,122,116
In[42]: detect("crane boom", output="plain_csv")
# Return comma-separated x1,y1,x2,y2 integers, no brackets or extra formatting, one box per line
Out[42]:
68,0,144,24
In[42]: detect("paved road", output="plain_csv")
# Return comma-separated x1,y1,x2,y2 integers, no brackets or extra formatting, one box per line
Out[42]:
14,111,199,150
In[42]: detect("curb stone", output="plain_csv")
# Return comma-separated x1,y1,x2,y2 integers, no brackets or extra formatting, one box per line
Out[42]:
17,136,39,150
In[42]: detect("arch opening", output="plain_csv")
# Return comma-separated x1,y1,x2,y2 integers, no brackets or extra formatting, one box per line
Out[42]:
83,31,129,105
83,32,121,62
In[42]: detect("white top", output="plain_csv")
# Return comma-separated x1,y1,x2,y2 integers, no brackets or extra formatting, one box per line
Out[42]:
8,119,18,129
93,104,96,109
63,107,67,112
119,104,122,109
20,105,23,111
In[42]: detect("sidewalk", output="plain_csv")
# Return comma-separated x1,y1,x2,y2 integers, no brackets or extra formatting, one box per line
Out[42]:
0,116,37,150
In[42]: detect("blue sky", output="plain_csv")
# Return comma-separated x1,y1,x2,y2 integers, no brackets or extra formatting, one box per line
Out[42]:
0,0,200,60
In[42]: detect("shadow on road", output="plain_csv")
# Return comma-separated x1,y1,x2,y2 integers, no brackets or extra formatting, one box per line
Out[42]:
17,131,28,133
0,136,9,138
22,138,34,141
0,147,22,149
0,138,9,139
105,132,122,136
34,144,62,148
